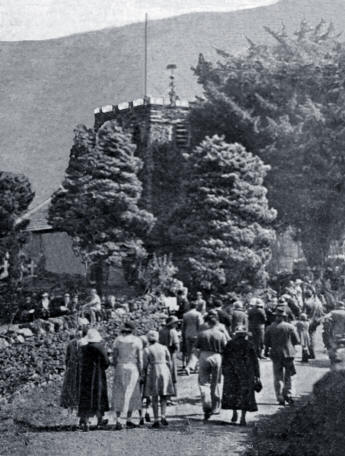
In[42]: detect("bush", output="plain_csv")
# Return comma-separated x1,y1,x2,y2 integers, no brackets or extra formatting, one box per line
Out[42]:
129,253,180,295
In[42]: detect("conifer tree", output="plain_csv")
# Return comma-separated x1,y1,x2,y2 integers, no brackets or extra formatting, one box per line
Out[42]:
49,121,155,284
191,21,345,266
84,121,155,266
49,124,95,234
49,124,96,273
0,171,34,322
169,135,276,293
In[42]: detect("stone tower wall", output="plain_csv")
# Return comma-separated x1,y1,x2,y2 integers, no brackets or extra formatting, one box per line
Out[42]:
94,97,191,151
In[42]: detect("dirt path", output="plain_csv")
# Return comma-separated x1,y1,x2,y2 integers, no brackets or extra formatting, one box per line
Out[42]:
1,331,329,456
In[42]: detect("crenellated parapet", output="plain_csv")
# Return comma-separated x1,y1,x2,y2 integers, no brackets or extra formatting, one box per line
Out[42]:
94,96,190,115
94,97,191,149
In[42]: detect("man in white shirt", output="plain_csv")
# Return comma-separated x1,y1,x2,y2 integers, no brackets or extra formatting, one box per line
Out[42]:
82,288,102,323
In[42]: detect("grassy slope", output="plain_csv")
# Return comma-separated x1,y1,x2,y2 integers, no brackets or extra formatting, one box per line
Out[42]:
0,0,345,204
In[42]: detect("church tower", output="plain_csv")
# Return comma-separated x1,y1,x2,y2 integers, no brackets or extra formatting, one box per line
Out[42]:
93,64,191,211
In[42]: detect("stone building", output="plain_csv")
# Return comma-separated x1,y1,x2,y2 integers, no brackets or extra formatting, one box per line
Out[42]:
94,96,191,211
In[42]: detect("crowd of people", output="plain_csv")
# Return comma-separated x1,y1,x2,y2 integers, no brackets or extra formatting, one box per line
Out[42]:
57,270,345,431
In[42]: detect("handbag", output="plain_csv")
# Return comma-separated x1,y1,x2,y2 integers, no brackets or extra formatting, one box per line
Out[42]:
254,377,263,393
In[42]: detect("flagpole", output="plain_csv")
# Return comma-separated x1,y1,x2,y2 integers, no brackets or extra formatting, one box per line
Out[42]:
144,13,148,100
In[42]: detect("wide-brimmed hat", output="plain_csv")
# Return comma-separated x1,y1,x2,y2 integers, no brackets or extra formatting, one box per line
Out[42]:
147,330,159,342
234,301,243,310
122,321,136,332
166,316,179,327
87,328,102,343
255,299,265,308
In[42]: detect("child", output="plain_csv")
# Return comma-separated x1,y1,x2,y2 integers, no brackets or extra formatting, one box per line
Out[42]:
296,313,311,362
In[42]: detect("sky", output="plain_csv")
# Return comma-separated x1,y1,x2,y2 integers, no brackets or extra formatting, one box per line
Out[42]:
0,0,279,41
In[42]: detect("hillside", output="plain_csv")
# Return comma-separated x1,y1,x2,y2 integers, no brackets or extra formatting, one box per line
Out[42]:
1,0,345,204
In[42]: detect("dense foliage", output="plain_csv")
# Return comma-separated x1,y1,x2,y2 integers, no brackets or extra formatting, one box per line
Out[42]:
49,122,155,287
249,370,345,456
135,253,180,294
168,135,276,293
0,172,35,322
191,21,345,266
48,124,95,273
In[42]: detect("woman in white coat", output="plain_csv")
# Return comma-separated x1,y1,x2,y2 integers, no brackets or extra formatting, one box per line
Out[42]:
112,321,143,429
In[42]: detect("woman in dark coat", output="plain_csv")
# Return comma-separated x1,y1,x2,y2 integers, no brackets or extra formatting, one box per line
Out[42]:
78,328,110,431
60,326,88,411
222,326,260,426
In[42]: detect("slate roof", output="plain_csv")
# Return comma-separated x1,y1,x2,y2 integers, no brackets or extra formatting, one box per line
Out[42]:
17,198,52,232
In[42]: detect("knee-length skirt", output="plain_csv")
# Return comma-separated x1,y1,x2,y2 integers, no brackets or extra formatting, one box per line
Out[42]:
144,363,175,397
112,363,142,413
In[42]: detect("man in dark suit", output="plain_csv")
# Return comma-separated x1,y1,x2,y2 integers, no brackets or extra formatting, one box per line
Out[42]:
248,298,267,358
213,299,231,332
265,307,299,405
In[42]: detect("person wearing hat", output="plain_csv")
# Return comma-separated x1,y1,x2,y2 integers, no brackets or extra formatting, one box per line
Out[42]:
248,298,267,359
323,301,345,364
277,296,295,322
264,307,299,405
112,321,143,429
60,325,88,412
143,330,175,428
78,329,110,431
203,310,230,341
222,325,260,426
213,299,232,331
159,316,180,397
231,301,248,336
195,313,227,422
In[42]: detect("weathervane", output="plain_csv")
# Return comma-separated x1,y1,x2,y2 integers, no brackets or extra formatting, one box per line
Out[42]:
166,64,178,106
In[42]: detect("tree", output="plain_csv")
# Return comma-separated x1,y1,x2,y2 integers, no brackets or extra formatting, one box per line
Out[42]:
0,171,35,322
85,121,155,266
168,135,276,294
49,121,155,288
48,124,96,274
191,21,345,266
